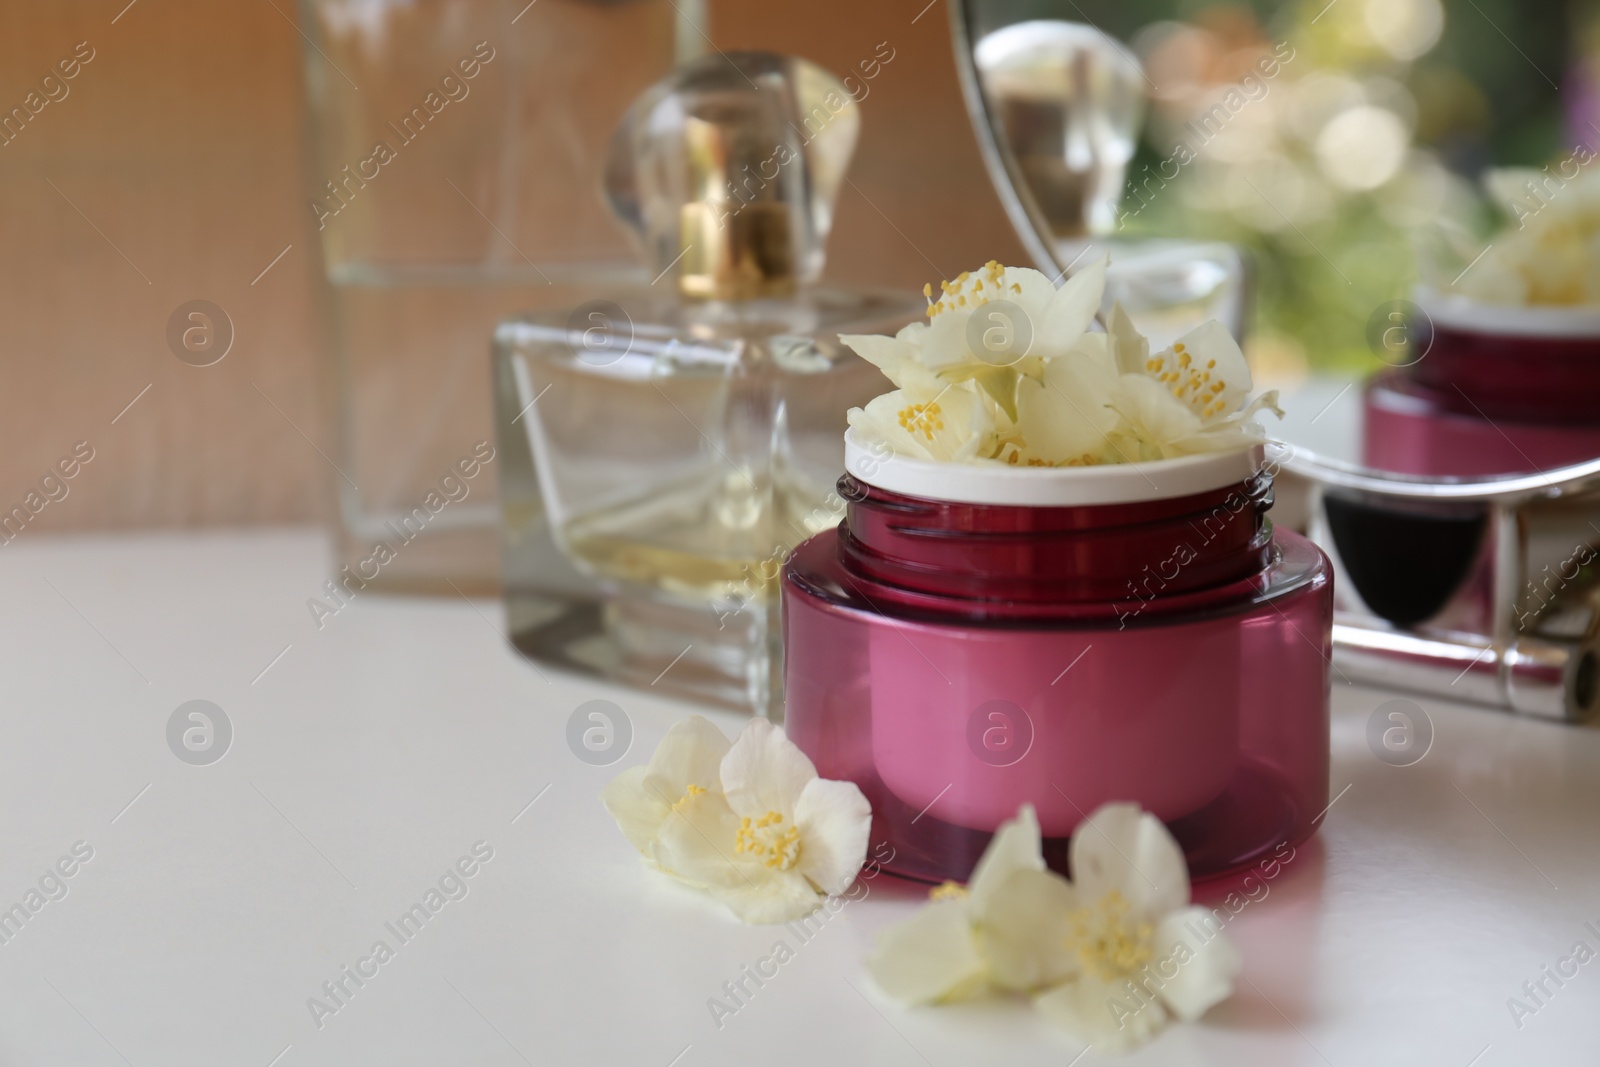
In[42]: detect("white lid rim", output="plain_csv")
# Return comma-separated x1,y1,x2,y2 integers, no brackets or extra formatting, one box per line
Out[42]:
1414,286,1600,339
843,430,1268,506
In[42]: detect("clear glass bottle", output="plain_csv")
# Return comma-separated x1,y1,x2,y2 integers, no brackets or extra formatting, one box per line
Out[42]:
299,0,689,593
494,52,923,714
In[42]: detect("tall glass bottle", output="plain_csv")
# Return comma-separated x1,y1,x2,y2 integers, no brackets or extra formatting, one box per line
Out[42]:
299,0,688,593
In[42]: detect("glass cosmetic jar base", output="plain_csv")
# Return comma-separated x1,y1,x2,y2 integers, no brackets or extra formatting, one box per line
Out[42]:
857,755,1304,886
784,529,1331,883
781,437,1333,884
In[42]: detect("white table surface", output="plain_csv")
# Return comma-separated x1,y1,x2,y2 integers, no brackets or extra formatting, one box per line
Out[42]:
0,528,1596,1067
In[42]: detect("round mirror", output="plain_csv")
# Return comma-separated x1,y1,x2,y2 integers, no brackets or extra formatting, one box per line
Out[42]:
949,0,1600,720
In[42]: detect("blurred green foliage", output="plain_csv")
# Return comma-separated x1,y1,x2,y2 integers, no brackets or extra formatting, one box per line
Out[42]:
969,0,1580,371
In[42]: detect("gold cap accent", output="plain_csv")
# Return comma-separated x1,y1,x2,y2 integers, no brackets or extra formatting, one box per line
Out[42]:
604,53,859,299
677,201,797,300
670,111,799,300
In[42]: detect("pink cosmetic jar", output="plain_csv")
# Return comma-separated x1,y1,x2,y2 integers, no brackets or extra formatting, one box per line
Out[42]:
782,432,1334,884
1364,294,1600,477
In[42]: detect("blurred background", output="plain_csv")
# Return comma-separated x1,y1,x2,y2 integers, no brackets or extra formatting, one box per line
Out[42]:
1,0,1029,535
0,0,1585,533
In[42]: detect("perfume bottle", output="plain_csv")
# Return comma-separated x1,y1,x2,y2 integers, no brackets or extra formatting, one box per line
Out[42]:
783,435,1333,884
494,53,922,715
964,19,1252,347
299,0,688,594
973,20,1145,237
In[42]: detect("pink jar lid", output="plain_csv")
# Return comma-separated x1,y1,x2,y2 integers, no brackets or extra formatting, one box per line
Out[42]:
834,433,1276,619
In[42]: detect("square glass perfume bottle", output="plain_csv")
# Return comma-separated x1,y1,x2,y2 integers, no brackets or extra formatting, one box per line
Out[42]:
298,0,686,594
494,52,922,715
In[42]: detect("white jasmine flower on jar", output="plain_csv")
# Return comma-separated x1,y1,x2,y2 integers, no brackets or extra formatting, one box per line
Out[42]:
1032,804,1241,1052
1107,316,1282,461
918,256,1106,377
844,257,1107,418
842,261,1279,467
846,365,1003,463
647,719,871,924
1010,331,1121,466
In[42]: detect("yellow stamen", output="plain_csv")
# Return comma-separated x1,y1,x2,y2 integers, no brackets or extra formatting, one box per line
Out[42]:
896,401,945,441
670,782,708,813
1065,889,1154,984
735,810,801,870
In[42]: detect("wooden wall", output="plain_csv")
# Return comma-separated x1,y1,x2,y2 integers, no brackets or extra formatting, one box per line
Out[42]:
0,0,1025,533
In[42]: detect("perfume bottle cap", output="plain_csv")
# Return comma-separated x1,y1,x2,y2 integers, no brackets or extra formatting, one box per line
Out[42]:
974,21,1146,237
604,51,859,300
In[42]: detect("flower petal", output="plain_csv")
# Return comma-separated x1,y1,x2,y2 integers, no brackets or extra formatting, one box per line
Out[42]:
1072,330,1110,365
1036,254,1108,359
867,899,987,1004
1147,320,1251,424
1035,976,1170,1052
840,332,919,390
640,715,730,806
1069,803,1189,924
1108,303,1148,375
600,765,670,856
849,397,939,462
1152,907,1241,1022
793,777,872,896
651,787,745,890
1158,390,1281,456
1108,374,1204,460
720,718,818,821
919,263,1058,373
1002,265,1061,314
969,804,1046,923
1160,424,1267,455
849,379,998,464
918,304,981,374
706,871,827,925
1013,342,1119,463
977,868,1078,992
655,791,830,924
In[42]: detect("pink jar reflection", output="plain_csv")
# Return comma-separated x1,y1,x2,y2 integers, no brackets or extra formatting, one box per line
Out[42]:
1363,293,1600,476
782,435,1333,884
